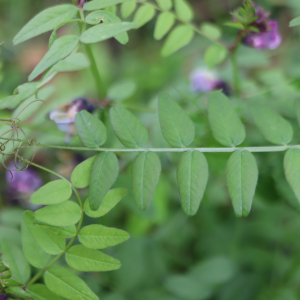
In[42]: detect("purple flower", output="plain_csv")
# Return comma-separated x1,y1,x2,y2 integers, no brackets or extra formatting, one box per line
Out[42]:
0,294,8,300
6,163,42,195
50,98,95,142
242,4,281,50
190,69,230,95
243,20,281,50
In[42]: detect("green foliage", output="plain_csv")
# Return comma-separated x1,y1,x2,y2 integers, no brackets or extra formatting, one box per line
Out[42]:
158,93,195,147
30,180,72,205
174,0,194,22
75,110,107,148
156,0,173,10
204,44,228,69
154,12,175,40
121,1,137,18
132,152,161,211
208,92,245,146
226,150,259,217
290,16,300,27
71,156,96,188
177,151,209,216
84,0,130,11
133,5,156,28
28,284,64,300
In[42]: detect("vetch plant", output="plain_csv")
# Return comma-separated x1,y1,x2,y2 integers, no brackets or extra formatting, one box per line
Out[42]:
1,0,300,299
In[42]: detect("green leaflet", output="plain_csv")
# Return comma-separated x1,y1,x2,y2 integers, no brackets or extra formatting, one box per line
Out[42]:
108,79,137,102
226,151,259,217
21,212,52,269
1,240,30,285
121,1,137,18
24,211,66,255
5,287,34,300
154,12,175,40
177,151,209,216
44,266,99,300
208,92,245,146
133,5,156,28
110,105,148,148
75,110,107,148
79,224,130,249
174,0,194,22
80,22,135,44
161,25,194,56
290,16,300,27
34,221,76,238
30,179,72,205
28,284,64,300
200,23,222,40
84,0,130,11
71,156,96,188
284,148,300,202
52,53,90,73
158,93,195,147
156,0,173,10
34,201,81,227
204,44,228,69
131,152,161,211
29,35,79,81
250,103,293,145
13,5,78,45
65,245,121,272
84,188,127,218
89,152,119,211
85,10,129,44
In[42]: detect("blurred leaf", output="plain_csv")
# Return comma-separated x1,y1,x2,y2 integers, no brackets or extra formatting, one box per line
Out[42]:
79,224,130,249
24,211,66,255
284,148,300,203
6,286,34,299
224,21,245,30
250,104,293,145
34,221,76,238
177,151,209,216
108,79,137,102
154,12,175,40
110,105,148,148
156,0,173,10
34,201,81,226
30,180,72,205
71,156,96,188
290,16,300,27
29,35,79,81
52,53,90,72
84,0,129,10
132,152,161,211
0,208,24,228
85,11,129,44
226,151,258,217
84,188,127,218
65,245,121,271
121,1,137,18
158,93,195,147
22,212,52,268
44,266,99,300
133,5,156,28
89,152,119,211
80,22,135,44
204,44,228,69
208,92,245,146
161,25,194,56
164,275,212,300
13,5,78,45
200,23,222,40
75,110,107,147
174,0,194,22
28,284,64,300
49,30,58,48
1,240,30,285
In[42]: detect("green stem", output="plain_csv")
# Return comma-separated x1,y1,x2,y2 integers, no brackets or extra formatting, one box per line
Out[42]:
20,157,84,289
85,44,104,99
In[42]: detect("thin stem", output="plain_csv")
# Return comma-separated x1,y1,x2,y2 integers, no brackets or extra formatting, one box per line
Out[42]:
19,157,84,289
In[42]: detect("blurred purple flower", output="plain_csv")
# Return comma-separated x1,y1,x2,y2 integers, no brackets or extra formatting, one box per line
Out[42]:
50,98,94,142
6,163,42,195
190,69,230,95
242,4,281,50
0,294,8,300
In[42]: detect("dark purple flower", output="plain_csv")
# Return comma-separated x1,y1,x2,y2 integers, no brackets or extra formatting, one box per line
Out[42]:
243,20,281,50
50,98,95,142
0,294,8,300
190,69,230,96
6,163,42,195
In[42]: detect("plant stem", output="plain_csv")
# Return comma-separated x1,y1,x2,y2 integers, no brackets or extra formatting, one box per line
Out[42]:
19,157,84,289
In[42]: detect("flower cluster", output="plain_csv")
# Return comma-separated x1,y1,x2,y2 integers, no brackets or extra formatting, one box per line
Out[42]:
243,3,281,50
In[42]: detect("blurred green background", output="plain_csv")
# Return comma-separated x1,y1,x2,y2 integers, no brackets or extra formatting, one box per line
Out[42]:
2,0,300,299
